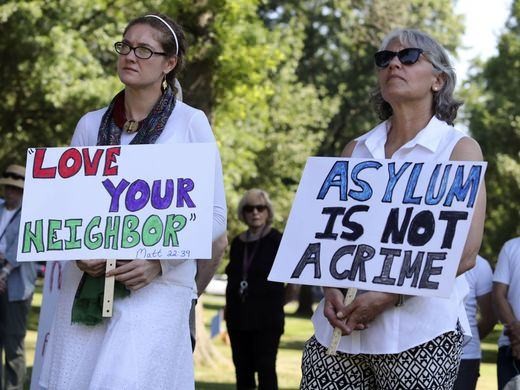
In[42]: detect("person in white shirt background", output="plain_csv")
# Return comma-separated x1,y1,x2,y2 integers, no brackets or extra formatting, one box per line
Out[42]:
454,255,496,390
493,237,520,390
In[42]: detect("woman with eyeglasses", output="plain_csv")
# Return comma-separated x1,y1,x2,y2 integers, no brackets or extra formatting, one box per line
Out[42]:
225,189,291,390
39,13,227,389
300,29,486,390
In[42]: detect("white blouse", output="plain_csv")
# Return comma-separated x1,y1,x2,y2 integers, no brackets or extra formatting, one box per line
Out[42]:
69,100,227,290
312,116,471,354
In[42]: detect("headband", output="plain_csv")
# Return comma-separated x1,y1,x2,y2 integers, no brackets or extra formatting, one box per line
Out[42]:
144,14,179,56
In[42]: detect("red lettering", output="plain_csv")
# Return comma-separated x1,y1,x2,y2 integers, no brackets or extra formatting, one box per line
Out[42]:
33,149,57,178
34,147,120,180
58,148,82,178
82,148,103,176
104,147,120,176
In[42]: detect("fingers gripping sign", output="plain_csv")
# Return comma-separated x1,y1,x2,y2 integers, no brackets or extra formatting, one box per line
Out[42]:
107,259,161,291
325,287,358,355
76,259,107,277
325,288,400,355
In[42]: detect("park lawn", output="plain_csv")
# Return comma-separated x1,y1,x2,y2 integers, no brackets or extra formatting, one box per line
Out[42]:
196,295,312,390
26,285,500,389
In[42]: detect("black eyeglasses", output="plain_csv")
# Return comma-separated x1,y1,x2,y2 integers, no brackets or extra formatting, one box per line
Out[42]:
114,41,166,60
3,172,24,181
244,204,267,213
374,48,424,68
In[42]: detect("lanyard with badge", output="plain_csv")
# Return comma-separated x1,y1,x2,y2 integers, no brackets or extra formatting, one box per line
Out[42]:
239,226,266,302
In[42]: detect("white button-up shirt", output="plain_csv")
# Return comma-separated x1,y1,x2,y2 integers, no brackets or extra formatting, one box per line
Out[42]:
312,116,471,354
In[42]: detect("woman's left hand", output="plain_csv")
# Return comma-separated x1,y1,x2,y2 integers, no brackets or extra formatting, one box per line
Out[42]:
338,292,398,334
107,260,161,291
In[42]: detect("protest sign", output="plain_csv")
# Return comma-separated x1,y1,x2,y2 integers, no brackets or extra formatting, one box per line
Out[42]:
268,157,486,298
17,143,216,262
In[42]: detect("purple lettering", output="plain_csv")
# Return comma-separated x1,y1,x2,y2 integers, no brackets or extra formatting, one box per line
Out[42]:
103,178,130,212
176,178,195,208
151,179,174,209
125,179,150,212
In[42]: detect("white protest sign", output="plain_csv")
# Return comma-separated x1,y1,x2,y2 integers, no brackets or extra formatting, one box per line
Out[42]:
268,157,486,298
18,143,216,261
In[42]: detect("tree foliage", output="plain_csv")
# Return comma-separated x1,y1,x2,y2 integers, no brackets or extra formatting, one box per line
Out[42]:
0,0,336,240
0,1,478,248
259,0,464,155
465,0,520,260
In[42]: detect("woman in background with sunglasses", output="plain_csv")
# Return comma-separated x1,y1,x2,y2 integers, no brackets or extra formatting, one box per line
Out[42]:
300,29,486,389
225,189,291,390
38,13,227,390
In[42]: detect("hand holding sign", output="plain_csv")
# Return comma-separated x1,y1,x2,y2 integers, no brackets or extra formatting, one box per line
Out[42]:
107,259,161,291
76,259,106,277
269,157,486,355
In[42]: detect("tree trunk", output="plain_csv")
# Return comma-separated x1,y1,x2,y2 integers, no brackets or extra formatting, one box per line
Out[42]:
295,285,314,317
193,295,227,367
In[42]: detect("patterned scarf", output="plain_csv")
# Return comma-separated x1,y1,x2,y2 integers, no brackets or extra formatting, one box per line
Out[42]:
97,85,176,145
71,86,176,326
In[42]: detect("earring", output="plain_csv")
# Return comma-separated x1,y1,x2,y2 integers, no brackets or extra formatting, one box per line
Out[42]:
162,75,168,91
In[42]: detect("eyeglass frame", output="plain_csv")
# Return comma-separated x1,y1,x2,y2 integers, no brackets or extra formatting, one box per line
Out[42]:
243,204,268,213
374,47,425,69
114,41,167,60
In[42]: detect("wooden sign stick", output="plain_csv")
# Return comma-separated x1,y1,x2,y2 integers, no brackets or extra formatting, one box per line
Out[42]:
102,259,117,318
326,287,357,355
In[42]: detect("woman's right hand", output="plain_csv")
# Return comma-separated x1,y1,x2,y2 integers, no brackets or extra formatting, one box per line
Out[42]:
323,287,356,334
324,287,398,335
76,259,106,277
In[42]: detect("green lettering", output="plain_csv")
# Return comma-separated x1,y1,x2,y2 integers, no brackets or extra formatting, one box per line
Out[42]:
85,216,102,250
121,215,140,249
22,220,44,253
163,214,186,247
142,215,163,247
64,219,82,250
47,220,63,251
104,216,120,250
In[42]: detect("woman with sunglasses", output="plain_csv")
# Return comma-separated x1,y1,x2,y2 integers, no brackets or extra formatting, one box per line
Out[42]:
300,29,486,389
225,189,290,390
39,13,227,389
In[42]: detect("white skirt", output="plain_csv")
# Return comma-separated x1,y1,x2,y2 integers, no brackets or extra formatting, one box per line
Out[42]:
40,263,194,390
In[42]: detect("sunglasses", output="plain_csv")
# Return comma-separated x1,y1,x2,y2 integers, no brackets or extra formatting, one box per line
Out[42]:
374,48,424,68
244,204,267,213
3,172,24,181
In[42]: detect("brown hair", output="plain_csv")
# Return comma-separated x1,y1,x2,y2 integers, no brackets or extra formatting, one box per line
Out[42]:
124,13,187,97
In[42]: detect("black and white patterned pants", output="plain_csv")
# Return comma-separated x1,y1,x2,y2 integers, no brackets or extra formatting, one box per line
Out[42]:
300,328,463,390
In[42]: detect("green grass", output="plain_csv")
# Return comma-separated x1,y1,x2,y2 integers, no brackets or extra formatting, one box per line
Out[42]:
25,286,501,389
195,295,313,389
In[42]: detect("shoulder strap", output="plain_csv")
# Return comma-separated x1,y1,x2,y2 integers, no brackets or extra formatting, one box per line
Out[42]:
0,208,21,242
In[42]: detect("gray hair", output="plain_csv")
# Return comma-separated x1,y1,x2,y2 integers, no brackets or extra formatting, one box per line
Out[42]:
372,28,462,125
237,188,274,225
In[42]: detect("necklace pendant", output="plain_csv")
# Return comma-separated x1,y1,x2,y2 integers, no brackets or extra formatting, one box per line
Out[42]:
239,280,248,301
123,120,139,133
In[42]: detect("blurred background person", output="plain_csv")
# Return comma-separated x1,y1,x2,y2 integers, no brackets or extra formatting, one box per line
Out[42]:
455,255,496,390
0,164,37,390
225,189,291,390
493,237,520,390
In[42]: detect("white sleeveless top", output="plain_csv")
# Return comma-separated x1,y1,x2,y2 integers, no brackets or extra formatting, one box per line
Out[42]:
312,116,471,354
